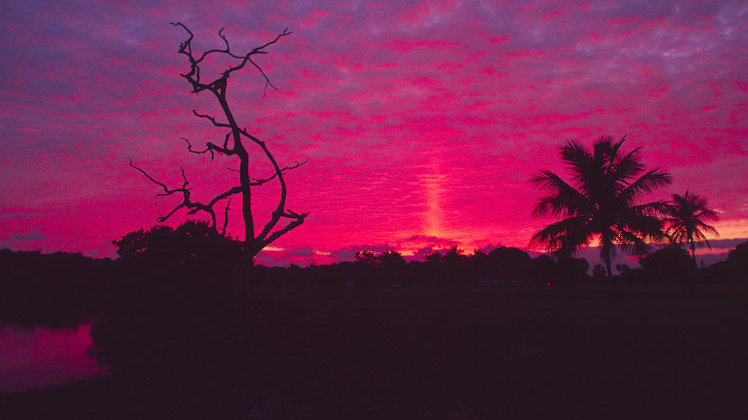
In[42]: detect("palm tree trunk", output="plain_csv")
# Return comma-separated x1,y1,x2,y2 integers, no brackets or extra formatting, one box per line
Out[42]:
690,240,696,265
605,255,613,280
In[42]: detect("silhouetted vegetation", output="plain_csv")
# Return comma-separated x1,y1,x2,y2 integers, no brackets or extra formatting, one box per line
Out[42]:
3,235,747,327
663,190,719,263
5,129,735,416
728,241,748,274
2,19,744,419
639,246,697,283
129,23,307,266
3,232,748,418
113,220,244,271
0,249,110,327
4,259,748,419
530,136,671,278
698,240,748,284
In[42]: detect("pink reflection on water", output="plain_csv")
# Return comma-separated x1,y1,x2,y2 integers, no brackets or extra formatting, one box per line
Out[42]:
0,323,107,394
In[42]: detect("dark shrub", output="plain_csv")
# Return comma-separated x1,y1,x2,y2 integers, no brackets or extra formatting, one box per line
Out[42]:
640,247,696,282
726,241,748,281
113,220,243,270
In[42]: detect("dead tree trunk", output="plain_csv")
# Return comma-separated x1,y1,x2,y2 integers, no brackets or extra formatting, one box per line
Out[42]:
130,22,307,265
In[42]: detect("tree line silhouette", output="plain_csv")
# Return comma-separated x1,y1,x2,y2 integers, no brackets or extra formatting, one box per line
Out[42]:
2,241,747,418
2,236,746,326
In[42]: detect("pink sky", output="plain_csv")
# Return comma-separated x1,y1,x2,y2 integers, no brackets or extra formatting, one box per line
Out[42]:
1,0,746,265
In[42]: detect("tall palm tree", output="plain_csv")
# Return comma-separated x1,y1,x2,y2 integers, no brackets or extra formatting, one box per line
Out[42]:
664,191,718,264
530,136,672,278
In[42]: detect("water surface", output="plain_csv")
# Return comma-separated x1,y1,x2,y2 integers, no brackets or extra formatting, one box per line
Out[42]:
0,323,107,394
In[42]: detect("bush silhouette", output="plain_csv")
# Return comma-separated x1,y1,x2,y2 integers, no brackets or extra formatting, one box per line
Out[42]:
113,220,243,269
640,246,696,282
726,240,748,280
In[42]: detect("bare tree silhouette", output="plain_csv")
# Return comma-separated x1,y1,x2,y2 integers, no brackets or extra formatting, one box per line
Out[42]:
664,191,719,264
130,23,307,265
530,136,671,278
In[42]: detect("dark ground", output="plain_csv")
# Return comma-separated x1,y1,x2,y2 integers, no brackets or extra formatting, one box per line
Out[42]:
2,284,747,419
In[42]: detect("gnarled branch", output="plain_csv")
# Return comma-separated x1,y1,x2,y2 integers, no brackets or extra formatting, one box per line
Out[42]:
258,210,309,251
182,137,235,159
130,159,220,228
193,110,231,128
249,160,307,186
238,128,295,244
130,159,189,197
170,21,291,95
221,198,232,237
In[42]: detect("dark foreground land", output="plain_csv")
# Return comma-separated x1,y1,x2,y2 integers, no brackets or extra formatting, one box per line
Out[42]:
3,284,748,419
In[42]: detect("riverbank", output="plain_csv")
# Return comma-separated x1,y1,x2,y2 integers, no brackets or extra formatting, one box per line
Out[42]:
2,374,269,419
3,285,748,419
1,377,118,419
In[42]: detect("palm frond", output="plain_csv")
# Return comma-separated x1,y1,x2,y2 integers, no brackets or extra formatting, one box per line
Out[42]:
530,170,591,217
623,214,667,243
692,219,719,236
631,200,670,218
560,140,597,191
693,209,719,221
530,216,591,256
612,147,644,183
614,228,652,256
592,136,615,163
619,169,672,203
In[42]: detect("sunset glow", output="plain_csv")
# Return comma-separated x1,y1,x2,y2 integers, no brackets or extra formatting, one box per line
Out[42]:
1,0,746,265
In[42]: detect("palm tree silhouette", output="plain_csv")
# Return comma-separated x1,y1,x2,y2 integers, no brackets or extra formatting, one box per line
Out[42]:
664,191,719,264
530,136,671,278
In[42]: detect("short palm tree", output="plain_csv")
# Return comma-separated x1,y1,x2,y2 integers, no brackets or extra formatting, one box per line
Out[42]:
664,191,718,264
530,136,672,278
